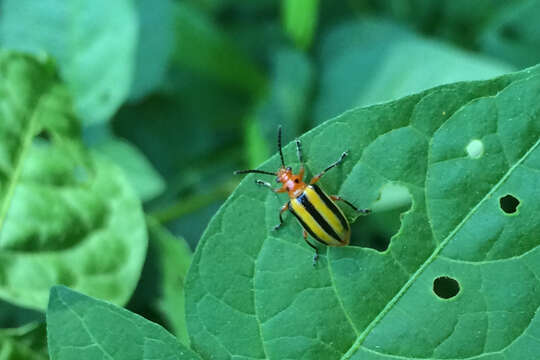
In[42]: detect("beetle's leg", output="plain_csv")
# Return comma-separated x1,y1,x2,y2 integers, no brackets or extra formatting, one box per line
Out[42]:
303,230,319,266
310,151,348,184
274,202,289,230
330,195,371,214
256,181,287,228
255,179,286,192
255,179,274,189
255,179,286,209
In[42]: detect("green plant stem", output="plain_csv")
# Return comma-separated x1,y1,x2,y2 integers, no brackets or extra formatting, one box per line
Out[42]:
150,180,238,224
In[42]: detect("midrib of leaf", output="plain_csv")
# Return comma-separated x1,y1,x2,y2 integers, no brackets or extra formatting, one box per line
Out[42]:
342,137,540,359
0,94,44,236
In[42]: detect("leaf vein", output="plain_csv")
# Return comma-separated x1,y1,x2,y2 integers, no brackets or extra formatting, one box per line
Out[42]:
56,291,115,360
0,93,44,237
327,253,359,336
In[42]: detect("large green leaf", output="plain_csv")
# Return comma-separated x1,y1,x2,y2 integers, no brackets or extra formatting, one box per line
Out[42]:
0,52,146,310
93,135,166,202
313,19,513,125
185,65,540,358
47,286,200,360
0,0,137,125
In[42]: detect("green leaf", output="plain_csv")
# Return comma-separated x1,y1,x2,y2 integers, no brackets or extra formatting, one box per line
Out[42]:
370,0,508,48
0,323,48,360
129,0,174,101
246,48,313,167
148,219,192,344
0,51,146,310
93,135,166,202
281,0,319,50
0,0,137,125
313,19,514,125
47,286,201,360
114,71,247,180
185,64,540,358
172,2,266,95
480,0,540,69
0,299,43,330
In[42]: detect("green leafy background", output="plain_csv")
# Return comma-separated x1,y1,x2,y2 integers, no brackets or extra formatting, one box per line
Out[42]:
0,1,539,359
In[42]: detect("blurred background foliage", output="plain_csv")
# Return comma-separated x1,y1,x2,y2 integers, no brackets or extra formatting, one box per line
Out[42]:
1,0,540,357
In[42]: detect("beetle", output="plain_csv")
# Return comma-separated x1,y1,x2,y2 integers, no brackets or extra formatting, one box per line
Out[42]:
235,126,370,265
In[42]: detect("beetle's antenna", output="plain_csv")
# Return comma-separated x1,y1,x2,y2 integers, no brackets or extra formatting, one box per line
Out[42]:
234,169,275,176
278,125,285,167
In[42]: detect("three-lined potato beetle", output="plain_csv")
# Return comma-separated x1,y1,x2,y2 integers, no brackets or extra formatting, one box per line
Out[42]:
235,126,370,264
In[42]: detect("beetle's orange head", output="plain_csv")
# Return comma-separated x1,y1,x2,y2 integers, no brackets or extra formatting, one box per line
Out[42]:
234,125,306,198
276,166,306,197
276,166,292,183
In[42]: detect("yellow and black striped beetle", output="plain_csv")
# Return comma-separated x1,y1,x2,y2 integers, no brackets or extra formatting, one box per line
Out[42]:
235,126,370,265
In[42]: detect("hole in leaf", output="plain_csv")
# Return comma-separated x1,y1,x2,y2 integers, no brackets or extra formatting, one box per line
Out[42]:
499,194,520,214
433,276,460,299
35,129,52,144
466,139,484,159
349,183,411,252
351,230,390,252
37,130,50,140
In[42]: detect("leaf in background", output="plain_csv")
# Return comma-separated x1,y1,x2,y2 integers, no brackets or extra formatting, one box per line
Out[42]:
245,48,313,167
244,119,272,170
313,19,514,125
0,303,43,334
281,0,319,50
184,64,540,358
129,0,174,101
114,71,246,180
93,135,166,202
0,0,137,125
185,0,276,14
147,219,192,345
47,286,200,360
172,2,266,95
113,68,247,246
0,52,147,310
355,0,508,49
0,323,48,360
480,0,540,69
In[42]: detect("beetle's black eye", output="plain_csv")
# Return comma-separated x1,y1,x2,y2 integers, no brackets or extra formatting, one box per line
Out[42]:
294,179,299,183
286,166,292,171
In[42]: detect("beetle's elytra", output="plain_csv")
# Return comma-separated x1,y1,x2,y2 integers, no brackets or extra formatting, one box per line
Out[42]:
235,126,370,265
